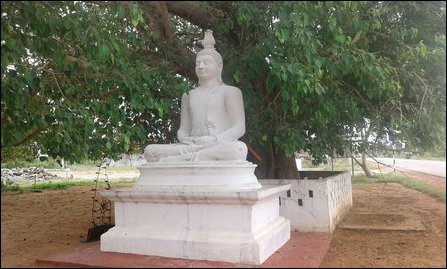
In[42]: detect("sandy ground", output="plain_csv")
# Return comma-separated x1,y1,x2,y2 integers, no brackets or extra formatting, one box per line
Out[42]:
320,182,446,268
1,170,445,268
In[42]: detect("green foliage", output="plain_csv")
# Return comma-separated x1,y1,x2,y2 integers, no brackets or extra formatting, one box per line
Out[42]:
214,1,445,163
1,1,189,163
1,159,61,169
1,1,445,178
1,144,37,165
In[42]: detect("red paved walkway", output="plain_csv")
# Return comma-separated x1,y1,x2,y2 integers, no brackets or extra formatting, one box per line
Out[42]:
35,232,332,268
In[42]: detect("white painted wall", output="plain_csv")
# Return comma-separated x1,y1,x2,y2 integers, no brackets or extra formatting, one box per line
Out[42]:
260,171,352,233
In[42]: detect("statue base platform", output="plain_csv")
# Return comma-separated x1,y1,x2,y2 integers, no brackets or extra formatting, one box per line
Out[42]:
133,161,262,190
100,162,290,265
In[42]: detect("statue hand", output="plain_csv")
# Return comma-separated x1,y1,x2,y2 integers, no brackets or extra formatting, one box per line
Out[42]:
179,137,195,145
193,135,218,146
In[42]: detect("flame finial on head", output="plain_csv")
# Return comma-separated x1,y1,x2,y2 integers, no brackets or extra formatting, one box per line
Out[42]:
202,29,215,49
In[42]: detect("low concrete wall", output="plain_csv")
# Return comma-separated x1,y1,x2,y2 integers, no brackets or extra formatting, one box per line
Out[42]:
260,171,352,233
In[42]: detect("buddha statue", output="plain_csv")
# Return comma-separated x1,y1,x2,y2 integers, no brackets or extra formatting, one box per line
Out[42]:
144,30,248,163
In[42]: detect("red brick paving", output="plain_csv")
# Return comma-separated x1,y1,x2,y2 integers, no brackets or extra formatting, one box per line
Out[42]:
35,232,332,268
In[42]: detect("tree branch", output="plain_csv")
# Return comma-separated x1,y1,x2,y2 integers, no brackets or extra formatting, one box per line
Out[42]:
12,127,47,147
157,1,173,40
165,1,221,29
1,112,9,128
349,151,363,167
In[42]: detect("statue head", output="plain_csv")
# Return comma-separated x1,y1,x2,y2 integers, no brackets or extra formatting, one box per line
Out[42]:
196,30,223,85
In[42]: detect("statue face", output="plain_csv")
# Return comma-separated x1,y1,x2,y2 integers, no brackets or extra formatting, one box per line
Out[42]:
195,54,220,81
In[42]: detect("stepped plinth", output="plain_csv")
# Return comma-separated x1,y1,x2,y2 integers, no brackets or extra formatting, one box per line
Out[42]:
100,162,290,265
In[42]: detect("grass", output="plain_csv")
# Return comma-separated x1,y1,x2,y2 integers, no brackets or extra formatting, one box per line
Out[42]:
1,178,136,193
301,158,377,172
2,162,139,173
1,159,140,171
352,173,446,203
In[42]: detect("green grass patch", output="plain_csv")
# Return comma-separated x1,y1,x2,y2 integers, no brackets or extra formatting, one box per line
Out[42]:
1,160,139,172
351,175,376,184
1,184,24,193
302,159,379,174
1,179,135,193
352,173,446,203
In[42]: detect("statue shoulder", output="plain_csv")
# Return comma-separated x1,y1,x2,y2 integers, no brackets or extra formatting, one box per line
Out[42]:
181,92,190,104
182,90,193,98
186,87,202,95
221,85,243,98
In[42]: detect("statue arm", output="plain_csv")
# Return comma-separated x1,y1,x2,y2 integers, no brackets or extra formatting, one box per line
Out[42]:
177,93,193,143
214,87,246,143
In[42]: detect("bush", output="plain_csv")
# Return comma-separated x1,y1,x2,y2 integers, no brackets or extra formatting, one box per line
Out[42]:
1,159,62,169
1,145,37,166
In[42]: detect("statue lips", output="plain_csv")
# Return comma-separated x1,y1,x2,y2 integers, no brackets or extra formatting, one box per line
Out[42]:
196,70,207,77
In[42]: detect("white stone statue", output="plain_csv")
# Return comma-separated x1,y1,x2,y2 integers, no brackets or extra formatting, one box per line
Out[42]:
144,30,248,163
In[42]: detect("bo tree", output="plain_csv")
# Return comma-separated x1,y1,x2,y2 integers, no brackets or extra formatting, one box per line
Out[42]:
2,1,445,178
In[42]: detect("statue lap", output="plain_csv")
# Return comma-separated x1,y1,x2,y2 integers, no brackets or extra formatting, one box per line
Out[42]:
144,141,247,162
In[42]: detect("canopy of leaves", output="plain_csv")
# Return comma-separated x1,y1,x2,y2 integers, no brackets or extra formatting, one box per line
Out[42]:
1,1,445,171
212,1,445,162
1,1,191,162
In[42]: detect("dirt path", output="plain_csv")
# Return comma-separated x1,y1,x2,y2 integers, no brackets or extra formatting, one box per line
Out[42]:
320,182,446,267
1,176,445,268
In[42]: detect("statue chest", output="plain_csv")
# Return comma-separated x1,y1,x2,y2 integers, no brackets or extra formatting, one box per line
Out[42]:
188,88,227,135
189,90,213,119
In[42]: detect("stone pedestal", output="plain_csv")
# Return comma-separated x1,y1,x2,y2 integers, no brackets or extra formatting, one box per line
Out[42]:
134,162,262,189
100,162,290,265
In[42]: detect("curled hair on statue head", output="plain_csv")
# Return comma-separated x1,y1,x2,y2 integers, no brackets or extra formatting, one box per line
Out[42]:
197,49,223,66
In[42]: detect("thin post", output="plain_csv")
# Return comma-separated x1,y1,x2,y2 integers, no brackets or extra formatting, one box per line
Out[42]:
392,150,396,172
350,144,355,176
351,156,354,176
331,155,334,171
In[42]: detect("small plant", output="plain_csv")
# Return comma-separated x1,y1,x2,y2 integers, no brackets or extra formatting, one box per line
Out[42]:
1,178,21,192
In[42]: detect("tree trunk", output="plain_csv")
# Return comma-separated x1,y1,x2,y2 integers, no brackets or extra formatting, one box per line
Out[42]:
252,143,301,179
252,142,274,179
274,147,301,179
351,152,376,178
361,152,375,177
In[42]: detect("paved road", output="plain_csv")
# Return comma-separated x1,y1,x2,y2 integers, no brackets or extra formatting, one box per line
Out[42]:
370,158,446,178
